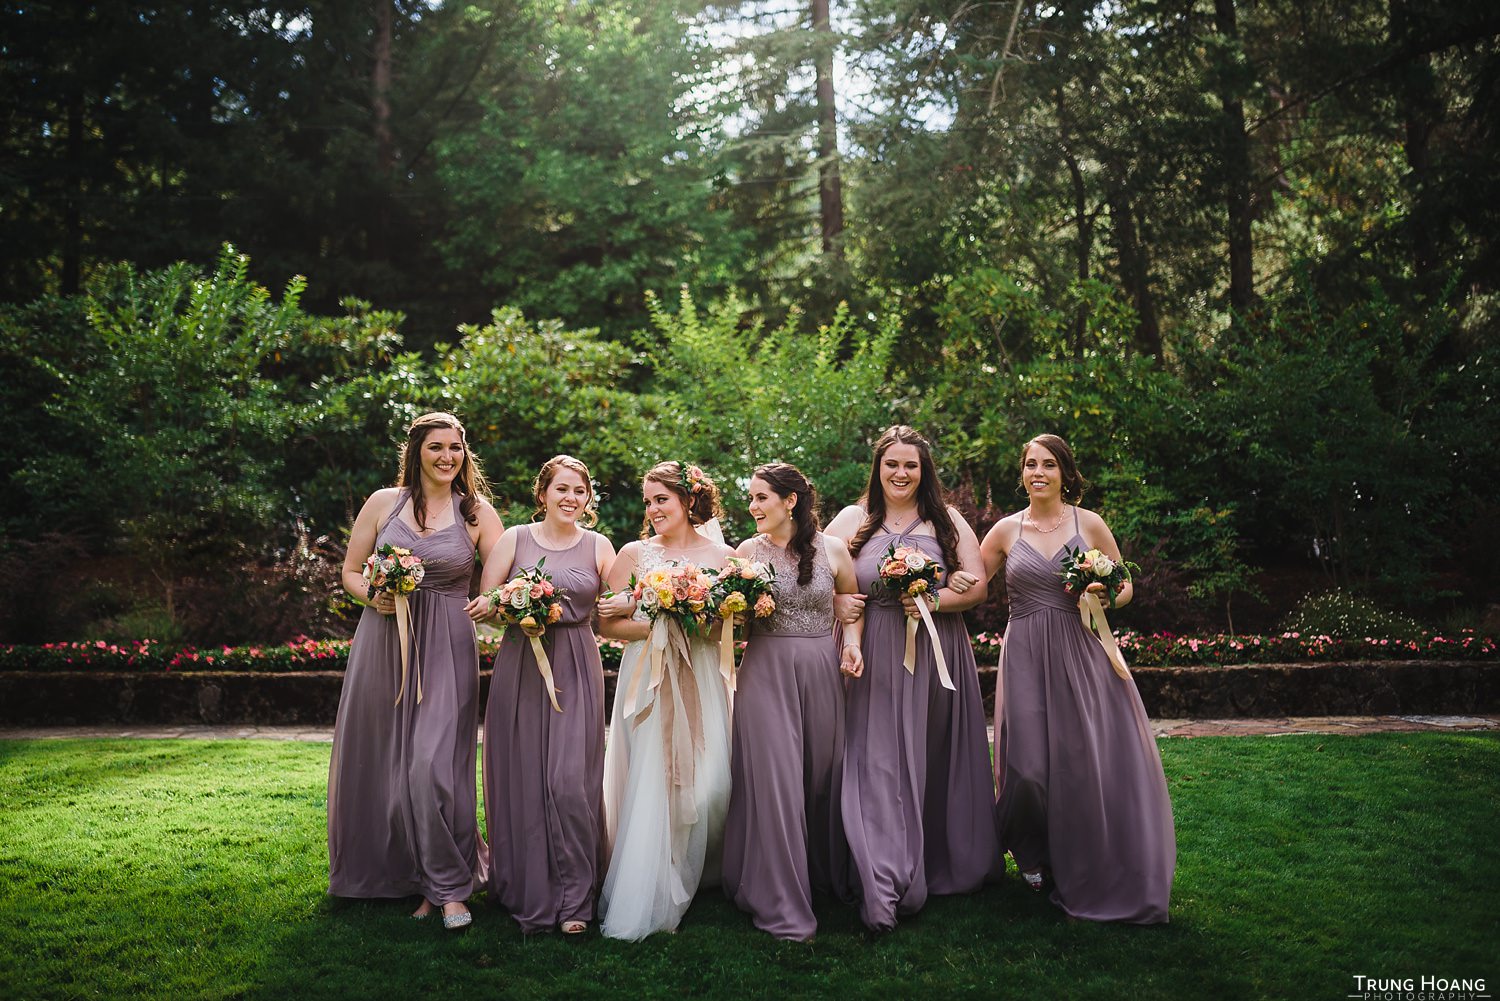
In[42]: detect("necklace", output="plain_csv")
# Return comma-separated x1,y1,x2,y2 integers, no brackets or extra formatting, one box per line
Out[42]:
1026,505,1068,535
885,507,918,531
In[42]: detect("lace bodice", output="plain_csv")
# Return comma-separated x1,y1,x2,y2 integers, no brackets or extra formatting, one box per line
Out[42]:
749,533,835,636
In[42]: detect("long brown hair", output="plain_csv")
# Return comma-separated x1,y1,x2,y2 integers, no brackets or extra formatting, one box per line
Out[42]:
1019,433,1090,504
394,412,490,530
532,454,599,527
753,462,820,586
639,460,723,539
849,425,960,571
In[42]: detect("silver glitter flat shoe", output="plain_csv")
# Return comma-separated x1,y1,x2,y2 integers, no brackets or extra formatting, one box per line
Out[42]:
442,908,472,930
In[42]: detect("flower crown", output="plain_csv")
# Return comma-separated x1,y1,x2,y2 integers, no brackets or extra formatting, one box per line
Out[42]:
678,462,710,495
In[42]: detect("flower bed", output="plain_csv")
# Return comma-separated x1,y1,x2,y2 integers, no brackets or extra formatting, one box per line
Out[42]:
2,630,1494,674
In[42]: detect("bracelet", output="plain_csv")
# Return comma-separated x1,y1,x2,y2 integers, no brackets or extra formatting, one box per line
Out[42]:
842,640,860,649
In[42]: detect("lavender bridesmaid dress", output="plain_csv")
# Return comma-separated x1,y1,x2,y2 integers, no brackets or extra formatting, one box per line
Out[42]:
841,523,1000,931
995,507,1175,923
483,525,606,932
328,490,481,905
721,534,850,941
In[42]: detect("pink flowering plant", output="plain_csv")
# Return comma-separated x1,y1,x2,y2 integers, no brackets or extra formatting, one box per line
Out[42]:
708,557,777,623
361,543,425,600
1059,544,1140,607
484,558,564,637
871,542,941,603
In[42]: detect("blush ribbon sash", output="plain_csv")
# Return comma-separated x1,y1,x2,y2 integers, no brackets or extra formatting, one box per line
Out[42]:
392,591,423,707
626,617,705,874
902,594,956,691
529,632,563,712
1079,591,1131,680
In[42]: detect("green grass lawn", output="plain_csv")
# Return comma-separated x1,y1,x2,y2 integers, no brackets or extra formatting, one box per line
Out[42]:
1,734,1496,1001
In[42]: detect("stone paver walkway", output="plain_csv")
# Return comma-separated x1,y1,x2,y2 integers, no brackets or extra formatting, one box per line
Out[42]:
2,715,1496,742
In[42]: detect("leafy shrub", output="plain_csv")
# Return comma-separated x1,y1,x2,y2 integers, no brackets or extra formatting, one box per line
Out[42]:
1280,590,1426,642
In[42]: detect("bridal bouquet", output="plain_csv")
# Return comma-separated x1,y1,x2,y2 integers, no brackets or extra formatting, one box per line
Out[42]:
1059,545,1138,681
870,542,954,690
361,544,426,706
708,556,776,694
871,542,941,605
1058,545,1140,607
484,558,565,635
709,557,777,622
631,562,716,636
485,559,567,712
362,544,425,599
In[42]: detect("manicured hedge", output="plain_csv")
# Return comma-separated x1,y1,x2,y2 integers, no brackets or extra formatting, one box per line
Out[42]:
2,630,1494,674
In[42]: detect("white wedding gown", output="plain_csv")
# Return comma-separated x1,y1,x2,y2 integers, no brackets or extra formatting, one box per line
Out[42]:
599,543,733,940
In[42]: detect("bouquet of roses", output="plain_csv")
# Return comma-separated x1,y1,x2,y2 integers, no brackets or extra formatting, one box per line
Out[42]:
1058,546,1140,607
362,544,426,706
870,541,954,689
485,559,567,711
631,562,716,636
871,542,941,604
708,556,777,695
484,558,565,636
709,557,777,623
362,543,425,599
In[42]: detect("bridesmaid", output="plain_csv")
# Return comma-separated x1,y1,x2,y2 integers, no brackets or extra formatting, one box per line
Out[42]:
827,425,999,932
596,461,735,940
977,433,1174,923
329,412,504,930
469,455,614,935
721,462,863,942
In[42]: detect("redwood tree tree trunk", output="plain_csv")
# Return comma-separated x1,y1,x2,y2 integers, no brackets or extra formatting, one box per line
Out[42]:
812,0,844,261
1214,0,1255,316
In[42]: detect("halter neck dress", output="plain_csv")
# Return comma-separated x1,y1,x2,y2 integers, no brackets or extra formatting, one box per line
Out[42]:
483,524,606,932
995,506,1175,923
328,489,481,905
841,518,1001,932
721,534,851,941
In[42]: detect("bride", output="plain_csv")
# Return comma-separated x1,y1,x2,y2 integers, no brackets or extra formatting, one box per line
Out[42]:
596,460,735,940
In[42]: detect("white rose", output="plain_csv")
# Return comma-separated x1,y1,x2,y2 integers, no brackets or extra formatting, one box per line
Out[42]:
903,553,927,571
1092,555,1115,577
508,589,529,610
639,590,659,611
751,561,771,581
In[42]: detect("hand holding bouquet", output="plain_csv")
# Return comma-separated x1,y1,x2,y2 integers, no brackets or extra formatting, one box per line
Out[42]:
708,556,777,695
485,559,567,711
710,557,776,625
632,562,716,636
1058,546,1139,608
870,542,953,689
361,544,426,706
363,544,425,603
1059,545,1138,681
871,542,941,610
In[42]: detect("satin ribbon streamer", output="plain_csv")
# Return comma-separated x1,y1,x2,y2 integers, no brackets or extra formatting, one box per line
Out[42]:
392,591,423,707
718,622,737,699
1079,591,1131,680
625,616,704,877
902,593,955,691
529,633,563,712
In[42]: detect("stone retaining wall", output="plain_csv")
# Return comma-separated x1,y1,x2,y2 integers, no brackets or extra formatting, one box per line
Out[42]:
2,661,1496,726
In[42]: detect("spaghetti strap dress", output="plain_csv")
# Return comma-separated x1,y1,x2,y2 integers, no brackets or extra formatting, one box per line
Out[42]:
995,506,1175,923
328,490,482,905
483,525,606,932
